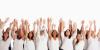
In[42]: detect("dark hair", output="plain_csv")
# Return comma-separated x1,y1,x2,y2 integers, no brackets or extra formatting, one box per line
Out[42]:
77,29,81,34
86,30,89,39
64,29,72,38
6,27,10,33
17,29,25,39
51,30,58,38
2,31,9,41
27,31,34,40
76,33,81,44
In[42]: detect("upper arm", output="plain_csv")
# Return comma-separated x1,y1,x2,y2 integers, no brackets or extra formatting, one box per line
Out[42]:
61,31,64,40
71,30,77,40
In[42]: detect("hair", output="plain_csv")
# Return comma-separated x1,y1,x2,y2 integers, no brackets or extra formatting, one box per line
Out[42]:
2,31,9,41
76,33,81,44
86,30,89,39
27,31,34,40
17,29,25,39
51,30,59,38
75,29,82,44
6,27,10,33
64,29,72,38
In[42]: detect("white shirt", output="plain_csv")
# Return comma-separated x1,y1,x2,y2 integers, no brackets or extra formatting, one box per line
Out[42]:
75,40,85,50
61,37,74,50
36,34,48,50
48,38,60,50
13,39,24,50
83,39,88,50
0,38,11,50
87,37,99,50
24,39,35,50
61,31,77,50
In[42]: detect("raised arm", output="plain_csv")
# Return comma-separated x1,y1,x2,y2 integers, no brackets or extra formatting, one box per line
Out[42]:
9,20,18,40
4,17,9,24
88,21,92,38
81,20,85,33
59,18,64,33
47,18,52,39
25,20,30,36
93,20,96,34
80,20,86,40
59,18,65,39
0,17,9,29
35,19,41,38
71,22,77,39
69,20,72,33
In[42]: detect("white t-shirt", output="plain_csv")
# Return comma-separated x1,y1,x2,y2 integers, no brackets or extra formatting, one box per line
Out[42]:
61,31,77,50
36,35,48,50
83,39,88,50
13,39,24,50
24,39,35,50
87,37,99,50
48,38,60,50
61,37,73,50
75,40,85,50
0,38,11,50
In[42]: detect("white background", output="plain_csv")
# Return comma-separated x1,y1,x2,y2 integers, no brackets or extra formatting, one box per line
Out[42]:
0,0,100,32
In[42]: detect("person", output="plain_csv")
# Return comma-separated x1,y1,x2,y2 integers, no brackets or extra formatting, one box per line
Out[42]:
24,31,35,50
48,30,60,50
48,18,60,50
0,17,9,40
0,31,12,50
13,28,25,50
0,18,14,50
60,20,77,50
87,20,99,50
35,18,48,50
74,20,85,50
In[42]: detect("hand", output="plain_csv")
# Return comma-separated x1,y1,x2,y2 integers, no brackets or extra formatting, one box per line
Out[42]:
36,19,40,26
69,20,72,25
81,20,85,24
43,19,46,24
6,17,9,21
25,20,29,25
14,19,18,26
89,20,92,26
59,18,64,31
93,20,96,24
47,17,52,23
33,21,36,25
21,19,25,25
4,17,9,23
72,22,77,32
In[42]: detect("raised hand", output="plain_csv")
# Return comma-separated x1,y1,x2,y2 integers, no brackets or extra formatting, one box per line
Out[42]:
4,17,9,23
93,20,96,33
25,20,29,26
47,17,52,35
93,20,96,24
69,20,72,32
81,20,85,33
59,18,64,32
72,22,77,32
89,20,92,26
36,19,40,26
69,20,72,24
81,20,85,25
